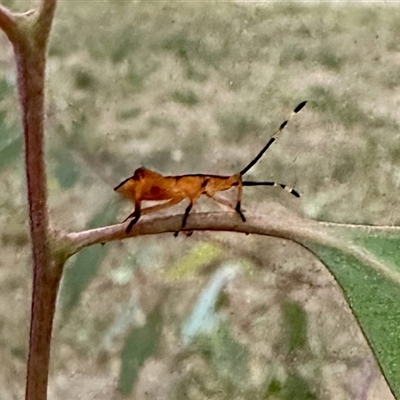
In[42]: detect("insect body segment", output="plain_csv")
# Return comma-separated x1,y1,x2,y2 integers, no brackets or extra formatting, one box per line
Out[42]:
114,101,307,234
115,169,243,233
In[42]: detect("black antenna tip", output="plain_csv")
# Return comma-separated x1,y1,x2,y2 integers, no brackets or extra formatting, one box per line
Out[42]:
294,101,307,113
292,189,300,198
280,120,288,130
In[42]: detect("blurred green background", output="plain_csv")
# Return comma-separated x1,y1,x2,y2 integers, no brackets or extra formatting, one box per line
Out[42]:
0,1,399,399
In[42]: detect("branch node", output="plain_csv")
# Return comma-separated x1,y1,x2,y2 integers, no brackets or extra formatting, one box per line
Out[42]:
0,4,19,43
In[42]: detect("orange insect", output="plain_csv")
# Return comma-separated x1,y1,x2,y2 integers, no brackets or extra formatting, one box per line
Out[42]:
115,101,307,234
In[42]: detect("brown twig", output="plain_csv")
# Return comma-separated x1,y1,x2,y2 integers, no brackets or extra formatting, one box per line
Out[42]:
65,207,311,253
36,0,56,47
63,206,400,286
0,4,18,42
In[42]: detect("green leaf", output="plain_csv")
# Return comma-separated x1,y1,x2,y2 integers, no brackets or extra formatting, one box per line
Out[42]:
303,227,400,398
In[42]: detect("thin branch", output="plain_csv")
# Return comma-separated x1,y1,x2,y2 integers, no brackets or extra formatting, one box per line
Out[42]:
64,206,400,286
25,260,63,400
65,209,311,252
0,4,19,42
36,0,56,47
19,44,54,400
0,1,59,399
38,0,56,22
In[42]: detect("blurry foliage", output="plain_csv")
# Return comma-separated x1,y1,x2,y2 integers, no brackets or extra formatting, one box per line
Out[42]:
53,153,81,189
117,107,142,121
381,66,400,89
165,242,222,281
217,111,264,144
308,85,366,128
282,301,308,352
281,374,316,400
0,135,21,171
279,44,307,66
0,79,21,171
60,202,120,317
1,2,400,399
172,323,249,399
171,89,200,107
172,317,317,400
40,2,400,224
1,229,28,247
118,305,163,395
190,323,249,381
73,68,97,90
315,47,343,71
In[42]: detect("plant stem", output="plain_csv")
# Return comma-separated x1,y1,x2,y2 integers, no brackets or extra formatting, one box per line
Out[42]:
0,2,58,398
0,4,18,42
13,32,54,400
15,31,63,400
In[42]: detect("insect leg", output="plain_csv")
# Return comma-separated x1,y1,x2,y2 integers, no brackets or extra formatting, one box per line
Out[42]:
122,211,136,223
235,181,246,222
125,202,141,233
174,195,201,237
141,197,184,215
124,197,185,233
207,194,235,210
174,202,193,238
182,202,193,229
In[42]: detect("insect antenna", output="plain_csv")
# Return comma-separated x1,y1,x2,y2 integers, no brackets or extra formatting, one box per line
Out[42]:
242,180,300,197
239,101,307,176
